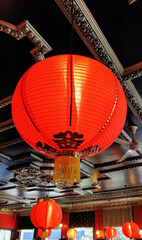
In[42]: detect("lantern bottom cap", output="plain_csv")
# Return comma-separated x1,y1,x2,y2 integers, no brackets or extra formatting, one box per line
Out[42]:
53,155,80,186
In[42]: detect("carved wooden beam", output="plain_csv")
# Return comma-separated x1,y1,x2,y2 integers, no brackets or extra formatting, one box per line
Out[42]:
61,197,142,212
100,160,142,174
0,181,7,186
0,152,12,161
2,187,142,213
94,155,141,170
0,95,12,108
80,169,91,178
0,191,31,204
128,0,138,4
80,159,94,168
0,119,14,133
58,186,142,204
123,62,142,81
0,20,52,106
55,0,123,77
0,137,23,149
0,151,46,162
0,203,33,213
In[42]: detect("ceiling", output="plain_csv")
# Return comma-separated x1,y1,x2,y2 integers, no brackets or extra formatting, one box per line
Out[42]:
0,0,142,215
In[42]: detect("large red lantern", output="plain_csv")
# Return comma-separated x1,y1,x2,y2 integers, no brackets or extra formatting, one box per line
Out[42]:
12,55,127,185
122,222,140,239
105,227,118,239
67,228,78,239
30,200,62,229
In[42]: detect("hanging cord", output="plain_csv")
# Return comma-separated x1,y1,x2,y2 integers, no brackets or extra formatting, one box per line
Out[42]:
69,0,74,126
70,0,74,56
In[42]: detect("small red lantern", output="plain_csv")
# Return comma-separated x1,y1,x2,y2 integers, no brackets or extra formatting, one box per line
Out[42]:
30,200,62,229
67,228,78,239
122,222,140,239
12,55,127,185
38,228,51,239
105,227,118,239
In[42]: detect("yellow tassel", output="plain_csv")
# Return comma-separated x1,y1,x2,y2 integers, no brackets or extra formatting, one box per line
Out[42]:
91,169,99,185
53,156,80,186
41,230,50,238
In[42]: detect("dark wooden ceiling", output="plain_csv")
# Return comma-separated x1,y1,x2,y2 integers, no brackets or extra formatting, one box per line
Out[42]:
0,0,142,215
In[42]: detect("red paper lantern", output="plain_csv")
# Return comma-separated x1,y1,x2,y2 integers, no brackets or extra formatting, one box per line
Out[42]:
38,228,51,239
105,227,118,239
67,228,78,239
30,200,62,229
122,222,140,238
12,55,127,185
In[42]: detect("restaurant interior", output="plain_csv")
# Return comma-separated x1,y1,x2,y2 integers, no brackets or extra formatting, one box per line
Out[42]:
0,0,142,239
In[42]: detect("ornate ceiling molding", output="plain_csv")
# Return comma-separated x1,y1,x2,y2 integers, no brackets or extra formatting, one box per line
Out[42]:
55,0,123,77
0,119,14,133
61,197,142,212
0,20,52,62
9,162,53,188
100,159,142,174
128,0,138,5
59,186,142,212
0,192,31,204
119,129,132,142
0,151,46,162
58,186,142,204
8,161,90,189
94,155,142,169
123,62,142,81
0,181,7,186
55,0,142,123
0,137,24,149
0,152,12,161
1,186,142,214
0,95,12,108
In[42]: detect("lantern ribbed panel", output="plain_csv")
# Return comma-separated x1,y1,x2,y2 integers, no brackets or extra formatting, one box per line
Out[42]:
122,222,140,238
12,55,127,158
30,200,62,229
105,227,118,239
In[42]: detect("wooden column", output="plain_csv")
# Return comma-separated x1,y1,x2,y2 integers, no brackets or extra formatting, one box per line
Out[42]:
133,206,142,227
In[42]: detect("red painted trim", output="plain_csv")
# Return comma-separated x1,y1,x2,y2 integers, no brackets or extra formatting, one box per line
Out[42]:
0,213,17,229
